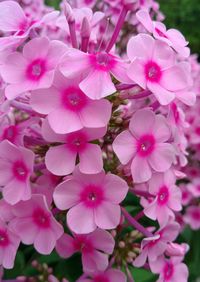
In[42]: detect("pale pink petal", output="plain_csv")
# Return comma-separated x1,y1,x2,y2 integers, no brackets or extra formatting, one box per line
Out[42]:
111,60,132,84
152,40,175,69
106,269,127,282
103,174,128,204
48,109,83,134
148,143,175,172
147,82,175,105
82,250,108,272
80,70,116,99
152,115,171,142
79,99,111,128
46,40,68,68
67,203,96,234
34,229,56,254
131,156,152,183
23,37,49,60
94,202,121,229
133,248,148,267
128,58,146,88
127,34,154,61
3,180,29,205
79,144,103,174
41,118,66,143
2,244,18,269
30,87,60,114
9,217,38,244
168,187,182,211
56,233,76,258
59,49,90,78
45,145,76,176
84,127,107,141
88,229,114,254
113,130,137,165
175,90,196,106
136,10,154,33
129,109,155,138
0,1,26,32
0,160,12,185
160,66,189,91
144,199,158,220
53,180,82,210
0,52,27,83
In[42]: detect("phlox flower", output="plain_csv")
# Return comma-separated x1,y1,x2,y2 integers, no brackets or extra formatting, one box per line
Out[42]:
0,37,67,99
150,256,188,282
53,168,129,234
184,206,200,230
30,71,112,134
133,222,180,267
136,9,190,58
0,140,34,205
59,48,131,99
0,219,20,269
56,228,114,273
113,109,175,183
78,268,126,282
42,119,106,175
187,178,200,197
9,195,63,255
0,1,59,51
144,170,182,226
127,34,190,105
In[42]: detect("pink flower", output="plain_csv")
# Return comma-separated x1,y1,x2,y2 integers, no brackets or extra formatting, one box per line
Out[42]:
133,222,180,267
53,168,128,234
144,170,182,226
42,119,106,175
0,37,67,99
136,9,190,58
56,228,114,273
113,109,175,183
184,206,200,230
150,256,188,282
0,1,59,51
59,49,131,99
30,71,112,134
9,195,63,255
187,178,200,197
0,219,20,269
0,140,34,205
78,268,126,282
127,34,190,105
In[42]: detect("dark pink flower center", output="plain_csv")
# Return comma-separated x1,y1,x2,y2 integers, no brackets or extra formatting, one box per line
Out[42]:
12,160,29,182
26,59,46,81
191,210,200,220
94,275,109,282
33,208,51,229
0,230,9,247
195,127,200,136
80,185,104,208
145,61,162,83
74,235,93,253
89,52,117,71
163,262,174,280
2,125,18,143
137,134,155,157
66,132,88,153
157,185,169,206
155,27,168,39
61,87,88,112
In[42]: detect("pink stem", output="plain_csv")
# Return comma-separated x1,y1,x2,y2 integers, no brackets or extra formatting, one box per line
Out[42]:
116,83,136,91
68,20,78,49
105,5,129,53
122,207,153,237
134,210,145,221
130,188,152,198
120,90,152,99
34,163,46,171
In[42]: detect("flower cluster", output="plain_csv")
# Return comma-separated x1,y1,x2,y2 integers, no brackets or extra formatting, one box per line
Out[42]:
0,0,198,281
